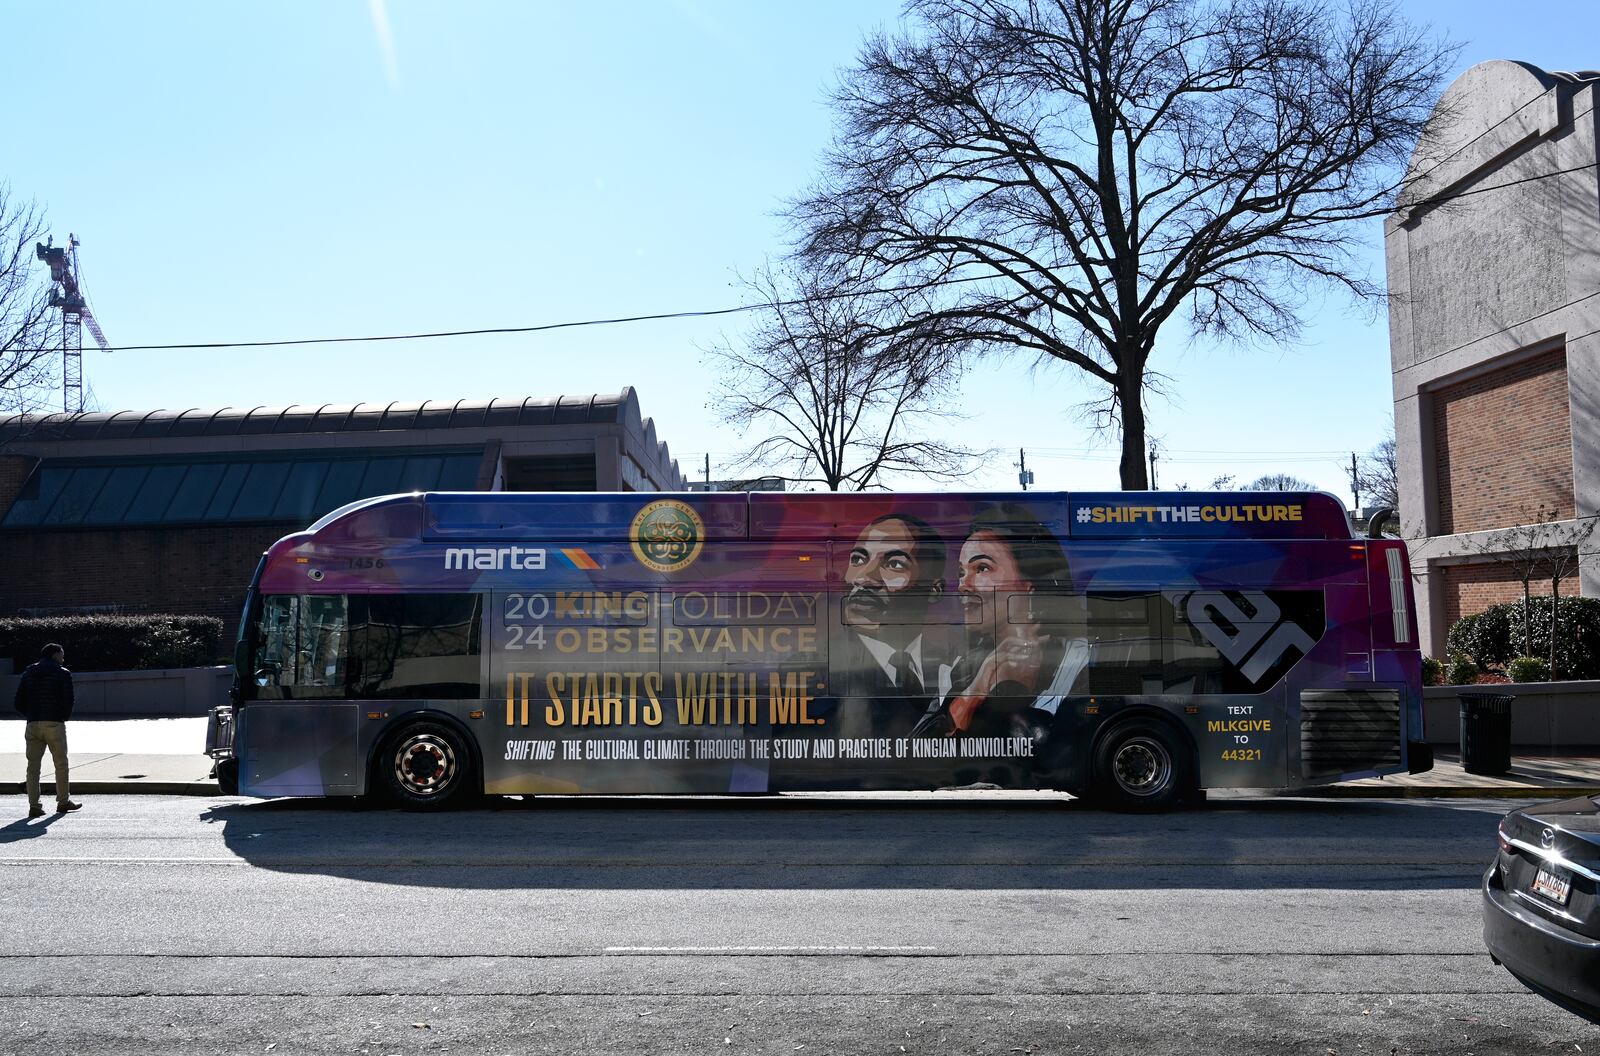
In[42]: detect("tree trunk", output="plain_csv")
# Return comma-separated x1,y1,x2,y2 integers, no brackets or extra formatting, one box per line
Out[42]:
1118,371,1149,490
1521,581,1532,658
1550,575,1560,678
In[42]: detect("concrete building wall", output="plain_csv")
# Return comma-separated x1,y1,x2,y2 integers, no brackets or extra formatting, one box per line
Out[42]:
1387,61,1600,657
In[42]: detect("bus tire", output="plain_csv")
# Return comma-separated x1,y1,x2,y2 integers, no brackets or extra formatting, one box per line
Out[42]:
214,758,240,796
1091,718,1195,813
380,721,478,811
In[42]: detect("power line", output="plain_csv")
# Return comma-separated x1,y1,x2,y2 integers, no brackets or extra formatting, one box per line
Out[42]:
18,161,1596,356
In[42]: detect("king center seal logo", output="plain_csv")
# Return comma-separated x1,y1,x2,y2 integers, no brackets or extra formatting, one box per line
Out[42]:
630,499,705,574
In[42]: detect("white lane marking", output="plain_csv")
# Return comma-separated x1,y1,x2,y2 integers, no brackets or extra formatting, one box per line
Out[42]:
604,945,938,953
0,857,246,865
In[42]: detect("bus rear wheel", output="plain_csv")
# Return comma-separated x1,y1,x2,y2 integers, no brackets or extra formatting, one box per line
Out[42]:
380,721,477,811
1091,719,1195,813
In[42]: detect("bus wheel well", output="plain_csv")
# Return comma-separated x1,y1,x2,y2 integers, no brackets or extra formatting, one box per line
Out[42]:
1087,709,1199,812
368,711,484,806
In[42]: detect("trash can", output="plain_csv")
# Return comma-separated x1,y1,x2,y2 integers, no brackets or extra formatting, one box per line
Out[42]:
1459,691,1515,775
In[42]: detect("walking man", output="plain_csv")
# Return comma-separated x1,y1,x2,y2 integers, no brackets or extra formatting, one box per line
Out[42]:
14,643,81,818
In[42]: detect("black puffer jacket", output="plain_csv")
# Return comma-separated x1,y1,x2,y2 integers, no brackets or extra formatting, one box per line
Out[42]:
13,658,74,722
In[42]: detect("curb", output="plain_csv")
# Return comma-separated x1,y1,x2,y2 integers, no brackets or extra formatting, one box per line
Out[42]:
0,782,219,797
2,781,1595,800
1289,784,1600,800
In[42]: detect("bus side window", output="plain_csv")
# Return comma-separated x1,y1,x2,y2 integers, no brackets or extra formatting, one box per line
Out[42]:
1166,589,1326,693
253,594,350,700
1080,593,1164,695
347,594,484,700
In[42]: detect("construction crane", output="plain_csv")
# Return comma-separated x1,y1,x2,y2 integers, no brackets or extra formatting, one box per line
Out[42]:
35,234,110,414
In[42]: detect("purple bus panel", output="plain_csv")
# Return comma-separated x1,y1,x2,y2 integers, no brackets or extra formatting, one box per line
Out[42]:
236,491,1422,798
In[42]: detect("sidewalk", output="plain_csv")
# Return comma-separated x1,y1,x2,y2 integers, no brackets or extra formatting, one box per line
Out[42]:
0,718,214,796
0,718,1596,800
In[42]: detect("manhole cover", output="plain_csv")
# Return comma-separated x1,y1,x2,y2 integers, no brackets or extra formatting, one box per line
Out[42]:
118,774,147,779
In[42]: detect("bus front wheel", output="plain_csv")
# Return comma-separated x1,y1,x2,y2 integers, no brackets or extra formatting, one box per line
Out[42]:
1090,719,1195,812
380,721,477,811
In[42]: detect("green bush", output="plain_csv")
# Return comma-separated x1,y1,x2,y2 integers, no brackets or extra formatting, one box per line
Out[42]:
1421,656,1443,686
1447,652,1480,685
1445,605,1518,670
1507,656,1551,683
1445,596,1600,679
0,615,225,674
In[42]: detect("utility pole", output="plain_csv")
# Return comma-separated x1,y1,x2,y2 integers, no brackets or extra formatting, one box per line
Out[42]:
1016,448,1033,491
1348,452,1362,511
1148,442,1159,489
704,453,711,489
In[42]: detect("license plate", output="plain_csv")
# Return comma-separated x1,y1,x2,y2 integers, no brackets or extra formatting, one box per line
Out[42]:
1533,864,1573,906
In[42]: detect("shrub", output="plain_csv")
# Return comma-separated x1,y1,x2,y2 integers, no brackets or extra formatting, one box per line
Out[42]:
0,615,225,674
1447,652,1480,686
1421,656,1443,686
1507,656,1551,683
1445,605,1518,671
1444,596,1600,679
1444,613,1479,664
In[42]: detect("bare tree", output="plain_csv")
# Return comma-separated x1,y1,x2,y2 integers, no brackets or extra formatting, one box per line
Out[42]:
0,185,56,420
707,264,980,491
794,0,1455,488
1459,505,1594,662
1241,472,1317,491
1358,432,1398,509
1536,516,1599,678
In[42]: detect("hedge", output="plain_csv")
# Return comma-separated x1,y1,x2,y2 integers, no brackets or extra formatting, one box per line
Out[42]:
1444,596,1600,680
0,615,226,674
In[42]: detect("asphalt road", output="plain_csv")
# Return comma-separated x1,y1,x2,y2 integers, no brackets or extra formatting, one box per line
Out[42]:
0,792,1595,1055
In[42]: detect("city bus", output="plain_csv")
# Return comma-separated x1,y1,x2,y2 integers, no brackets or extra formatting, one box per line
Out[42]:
205,490,1431,811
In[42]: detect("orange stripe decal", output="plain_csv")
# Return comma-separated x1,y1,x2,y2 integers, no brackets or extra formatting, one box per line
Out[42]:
562,548,600,570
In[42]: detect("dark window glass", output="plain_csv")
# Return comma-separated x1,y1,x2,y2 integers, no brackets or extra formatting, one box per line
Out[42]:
44,466,112,525
1,466,72,527
167,463,226,522
399,456,444,492
250,594,350,700
348,594,483,699
82,466,151,524
1081,592,1165,695
313,459,368,515
358,457,406,498
203,464,251,520
124,464,189,522
228,461,293,519
1166,588,1325,694
438,453,481,489
273,461,330,523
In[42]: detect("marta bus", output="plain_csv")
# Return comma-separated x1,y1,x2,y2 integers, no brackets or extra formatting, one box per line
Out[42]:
205,490,1431,811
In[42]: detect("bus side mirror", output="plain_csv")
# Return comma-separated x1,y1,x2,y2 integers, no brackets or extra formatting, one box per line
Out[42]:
234,638,249,678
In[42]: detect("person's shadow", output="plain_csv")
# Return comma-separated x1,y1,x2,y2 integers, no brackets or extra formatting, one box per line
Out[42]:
0,814,65,842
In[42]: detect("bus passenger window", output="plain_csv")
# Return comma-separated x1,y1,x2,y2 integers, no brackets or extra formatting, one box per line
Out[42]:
348,594,483,700
1081,593,1164,695
253,595,350,699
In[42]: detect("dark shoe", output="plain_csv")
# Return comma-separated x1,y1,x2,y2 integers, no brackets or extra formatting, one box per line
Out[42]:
28,805,44,819
55,800,82,814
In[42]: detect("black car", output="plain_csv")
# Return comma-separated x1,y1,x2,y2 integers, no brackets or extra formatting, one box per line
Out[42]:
1484,797,1600,1020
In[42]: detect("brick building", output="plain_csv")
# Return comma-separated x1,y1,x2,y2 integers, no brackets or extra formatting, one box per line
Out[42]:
1386,61,1600,655
0,388,684,625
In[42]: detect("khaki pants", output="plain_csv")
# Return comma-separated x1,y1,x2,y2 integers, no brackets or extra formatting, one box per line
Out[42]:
24,721,69,809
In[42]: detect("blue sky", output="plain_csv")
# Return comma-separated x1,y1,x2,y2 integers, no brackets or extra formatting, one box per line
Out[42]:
6,0,1598,498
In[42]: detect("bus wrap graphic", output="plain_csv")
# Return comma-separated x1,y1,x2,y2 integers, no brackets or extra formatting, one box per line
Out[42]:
630,500,706,573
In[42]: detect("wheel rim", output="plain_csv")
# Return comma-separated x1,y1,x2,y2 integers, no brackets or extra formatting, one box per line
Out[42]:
393,732,458,797
1112,736,1173,798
